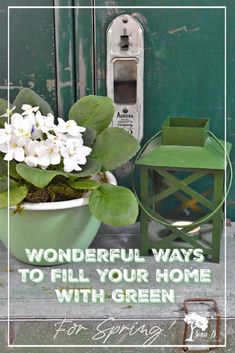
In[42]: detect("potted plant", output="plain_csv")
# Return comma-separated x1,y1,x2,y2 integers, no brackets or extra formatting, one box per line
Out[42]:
0,88,140,265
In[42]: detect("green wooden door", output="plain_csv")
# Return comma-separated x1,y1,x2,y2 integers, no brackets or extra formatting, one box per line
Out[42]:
0,0,57,111
91,1,234,220
0,1,234,218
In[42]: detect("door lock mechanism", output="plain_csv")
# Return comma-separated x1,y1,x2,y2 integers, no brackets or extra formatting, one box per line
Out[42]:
107,14,144,141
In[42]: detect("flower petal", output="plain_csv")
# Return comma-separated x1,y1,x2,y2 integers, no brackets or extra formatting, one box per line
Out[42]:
25,155,38,167
4,150,14,161
11,113,23,128
21,104,32,111
76,156,87,165
79,146,92,156
0,143,8,153
63,157,75,173
38,156,50,168
73,163,82,171
50,152,61,165
14,147,25,162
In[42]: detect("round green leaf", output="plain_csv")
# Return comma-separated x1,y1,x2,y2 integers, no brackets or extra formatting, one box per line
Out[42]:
13,88,53,115
0,158,7,176
67,179,100,190
89,184,139,226
0,176,8,192
16,164,68,188
90,127,140,171
0,116,7,128
9,161,21,180
16,160,101,188
69,159,101,178
0,98,10,115
0,177,16,192
82,127,96,147
69,95,115,134
0,185,28,208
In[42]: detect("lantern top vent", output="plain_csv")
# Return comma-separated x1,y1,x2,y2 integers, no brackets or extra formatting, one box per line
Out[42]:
162,116,210,147
136,117,231,170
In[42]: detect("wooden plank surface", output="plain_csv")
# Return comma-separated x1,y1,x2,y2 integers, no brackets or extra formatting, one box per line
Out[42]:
0,223,234,320
0,223,234,350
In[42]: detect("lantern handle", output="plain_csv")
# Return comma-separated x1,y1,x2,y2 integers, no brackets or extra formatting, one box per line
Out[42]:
132,130,233,229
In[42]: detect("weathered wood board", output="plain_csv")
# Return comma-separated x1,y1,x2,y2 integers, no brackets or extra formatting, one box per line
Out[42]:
0,224,234,350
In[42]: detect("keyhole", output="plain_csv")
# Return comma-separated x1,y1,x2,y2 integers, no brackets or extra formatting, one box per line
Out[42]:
120,35,129,51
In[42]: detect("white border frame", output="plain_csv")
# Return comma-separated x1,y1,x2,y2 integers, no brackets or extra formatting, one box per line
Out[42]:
7,5,227,349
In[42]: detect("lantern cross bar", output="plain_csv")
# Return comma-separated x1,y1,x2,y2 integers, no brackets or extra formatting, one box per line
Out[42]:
172,187,213,216
143,204,212,255
149,170,209,205
155,169,214,211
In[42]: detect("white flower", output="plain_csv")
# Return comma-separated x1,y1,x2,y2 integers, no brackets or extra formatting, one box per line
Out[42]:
55,118,86,137
35,111,54,134
0,122,12,144
76,146,92,165
29,111,55,140
21,104,39,117
24,140,40,167
35,139,61,169
61,140,91,173
3,135,25,162
57,131,84,147
11,113,33,140
25,138,62,169
46,132,62,145
0,104,92,172
63,154,82,173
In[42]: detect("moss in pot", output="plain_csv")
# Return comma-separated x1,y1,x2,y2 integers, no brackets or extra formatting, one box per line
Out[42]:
0,88,140,265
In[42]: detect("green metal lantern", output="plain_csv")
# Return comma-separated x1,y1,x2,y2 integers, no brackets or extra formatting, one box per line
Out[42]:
133,117,232,263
